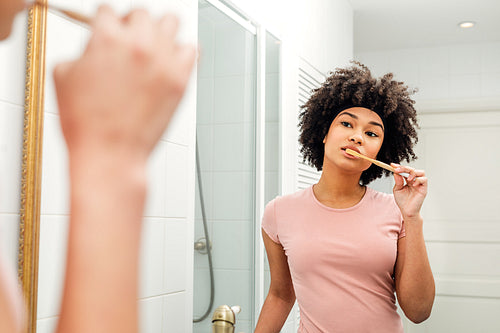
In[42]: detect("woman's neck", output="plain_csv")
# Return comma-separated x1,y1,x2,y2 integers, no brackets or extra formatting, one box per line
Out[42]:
313,162,366,209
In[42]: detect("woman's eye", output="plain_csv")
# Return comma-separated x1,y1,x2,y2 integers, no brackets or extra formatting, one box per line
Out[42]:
341,121,352,128
366,131,378,137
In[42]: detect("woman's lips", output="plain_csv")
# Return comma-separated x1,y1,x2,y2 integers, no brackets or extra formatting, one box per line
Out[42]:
341,148,359,159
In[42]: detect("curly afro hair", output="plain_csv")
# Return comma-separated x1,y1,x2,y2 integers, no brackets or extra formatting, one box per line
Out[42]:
299,61,419,185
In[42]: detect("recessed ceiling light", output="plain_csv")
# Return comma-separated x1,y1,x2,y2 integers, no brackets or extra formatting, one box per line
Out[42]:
458,21,475,29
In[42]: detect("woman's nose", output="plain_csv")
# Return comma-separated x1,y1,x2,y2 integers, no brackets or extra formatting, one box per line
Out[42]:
349,132,363,144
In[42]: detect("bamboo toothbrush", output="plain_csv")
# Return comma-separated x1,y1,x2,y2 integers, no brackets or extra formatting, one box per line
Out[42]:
28,1,92,27
345,148,410,178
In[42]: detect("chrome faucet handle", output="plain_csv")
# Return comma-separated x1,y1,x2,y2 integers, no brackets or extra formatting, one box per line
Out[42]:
212,305,241,333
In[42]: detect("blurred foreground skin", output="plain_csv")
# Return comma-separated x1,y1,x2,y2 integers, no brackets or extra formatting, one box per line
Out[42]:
0,0,24,40
0,1,31,332
0,4,196,333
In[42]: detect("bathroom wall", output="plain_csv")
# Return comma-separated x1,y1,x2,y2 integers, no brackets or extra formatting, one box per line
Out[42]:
355,42,500,332
356,42,500,105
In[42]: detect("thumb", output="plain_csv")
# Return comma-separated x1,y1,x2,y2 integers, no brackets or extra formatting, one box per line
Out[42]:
393,172,405,191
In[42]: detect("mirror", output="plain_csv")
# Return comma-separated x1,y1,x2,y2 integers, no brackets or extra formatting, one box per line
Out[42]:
16,0,500,332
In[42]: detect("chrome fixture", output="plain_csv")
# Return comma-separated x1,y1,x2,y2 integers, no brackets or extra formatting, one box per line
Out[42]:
194,237,212,254
212,305,241,333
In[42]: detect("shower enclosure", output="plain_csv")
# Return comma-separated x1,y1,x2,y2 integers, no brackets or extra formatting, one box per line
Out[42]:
194,1,282,332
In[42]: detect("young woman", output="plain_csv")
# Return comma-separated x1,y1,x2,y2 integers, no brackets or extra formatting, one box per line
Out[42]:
255,62,435,332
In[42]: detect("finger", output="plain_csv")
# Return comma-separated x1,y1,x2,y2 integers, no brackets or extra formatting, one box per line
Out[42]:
392,164,418,181
176,44,197,77
93,5,120,31
412,176,428,188
393,172,405,190
122,9,154,57
159,14,180,41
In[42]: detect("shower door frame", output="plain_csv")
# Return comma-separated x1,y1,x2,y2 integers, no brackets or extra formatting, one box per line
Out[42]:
197,0,284,329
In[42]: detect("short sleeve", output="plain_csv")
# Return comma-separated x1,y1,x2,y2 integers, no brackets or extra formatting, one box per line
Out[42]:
261,199,280,244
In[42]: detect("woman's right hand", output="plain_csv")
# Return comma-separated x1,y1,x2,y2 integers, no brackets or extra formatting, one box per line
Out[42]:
54,5,196,162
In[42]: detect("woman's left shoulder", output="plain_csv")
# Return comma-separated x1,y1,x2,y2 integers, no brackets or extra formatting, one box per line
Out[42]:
366,187,399,207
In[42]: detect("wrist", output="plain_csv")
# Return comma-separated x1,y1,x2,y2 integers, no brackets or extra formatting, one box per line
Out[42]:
68,146,148,211
403,214,424,231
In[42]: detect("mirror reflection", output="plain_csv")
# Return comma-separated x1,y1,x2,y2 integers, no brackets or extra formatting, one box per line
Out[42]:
0,0,498,332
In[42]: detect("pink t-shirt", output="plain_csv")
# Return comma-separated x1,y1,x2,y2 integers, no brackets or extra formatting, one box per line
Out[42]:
262,186,405,333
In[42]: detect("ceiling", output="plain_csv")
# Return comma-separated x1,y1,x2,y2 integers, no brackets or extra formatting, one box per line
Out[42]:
350,0,500,53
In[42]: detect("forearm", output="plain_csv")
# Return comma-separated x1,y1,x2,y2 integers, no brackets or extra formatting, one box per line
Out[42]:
255,293,295,333
397,215,435,322
0,257,25,333
57,149,147,333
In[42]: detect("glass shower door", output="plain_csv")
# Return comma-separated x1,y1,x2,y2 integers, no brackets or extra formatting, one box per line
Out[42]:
194,1,256,332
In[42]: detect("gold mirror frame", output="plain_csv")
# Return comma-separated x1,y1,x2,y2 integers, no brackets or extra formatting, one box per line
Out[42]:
18,1,47,332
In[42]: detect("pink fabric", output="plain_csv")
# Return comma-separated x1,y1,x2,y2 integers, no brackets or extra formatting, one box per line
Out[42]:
262,186,405,333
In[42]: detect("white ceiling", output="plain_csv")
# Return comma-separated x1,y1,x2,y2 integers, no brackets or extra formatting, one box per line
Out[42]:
350,0,500,53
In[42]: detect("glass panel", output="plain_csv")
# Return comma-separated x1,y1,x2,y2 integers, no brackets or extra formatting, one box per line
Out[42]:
263,31,282,303
194,1,256,332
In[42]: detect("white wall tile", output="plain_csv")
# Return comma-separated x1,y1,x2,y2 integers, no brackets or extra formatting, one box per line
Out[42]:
264,171,279,204
212,269,252,321
193,218,212,270
0,14,27,106
164,220,188,293
235,320,252,333
212,171,253,221
449,74,481,99
37,215,69,319
193,267,212,318
40,113,69,215
214,24,248,77
417,75,450,100
144,142,167,218
0,104,23,213
198,17,215,79
418,46,450,77
164,72,197,146
387,49,420,87
139,296,164,333
481,72,500,97
481,42,500,73
212,123,245,171
265,73,280,122
0,214,20,270
213,76,246,124
354,51,390,77
163,292,188,333
139,218,166,298
211,220,252,270
244,74,257,123
165,143,189,218
44,13,86,115
195,171,213,222
193,317,212,333
265,122,279,172
196,78,214,125
449,44,482,75
36,316,58,333
195,125,213,172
